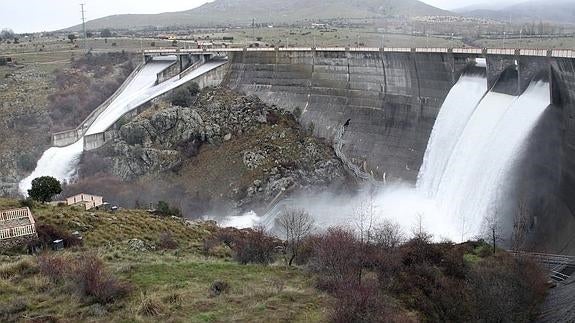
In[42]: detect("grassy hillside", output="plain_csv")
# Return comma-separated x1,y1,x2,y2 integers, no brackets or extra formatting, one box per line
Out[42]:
69,0,452,31
0,198,548,322
0,199,330,321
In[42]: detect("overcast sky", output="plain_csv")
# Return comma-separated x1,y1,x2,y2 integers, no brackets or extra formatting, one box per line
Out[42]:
1,0,528,33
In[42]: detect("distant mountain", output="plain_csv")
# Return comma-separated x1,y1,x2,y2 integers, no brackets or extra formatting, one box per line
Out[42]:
460,0,575,24
67,0,452,31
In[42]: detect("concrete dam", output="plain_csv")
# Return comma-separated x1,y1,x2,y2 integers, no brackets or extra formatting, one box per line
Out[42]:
21,47,575,252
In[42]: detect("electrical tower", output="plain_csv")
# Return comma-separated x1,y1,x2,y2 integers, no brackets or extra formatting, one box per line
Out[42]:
81,4,88,52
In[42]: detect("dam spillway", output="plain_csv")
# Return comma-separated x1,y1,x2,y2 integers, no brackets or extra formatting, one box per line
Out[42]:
418,78,551,240
19,57,227,194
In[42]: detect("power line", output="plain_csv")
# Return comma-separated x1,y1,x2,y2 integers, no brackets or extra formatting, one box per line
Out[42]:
81,3,87,53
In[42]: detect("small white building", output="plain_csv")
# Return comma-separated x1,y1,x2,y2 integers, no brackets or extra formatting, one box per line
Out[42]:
66,194,104,211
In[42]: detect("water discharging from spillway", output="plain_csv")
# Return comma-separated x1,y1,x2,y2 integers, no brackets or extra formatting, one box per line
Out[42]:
422,79,551,240
19,57,228,194
223,73,551,242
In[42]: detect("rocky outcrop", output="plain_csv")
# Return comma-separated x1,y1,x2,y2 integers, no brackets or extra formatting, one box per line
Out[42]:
95,87,346,209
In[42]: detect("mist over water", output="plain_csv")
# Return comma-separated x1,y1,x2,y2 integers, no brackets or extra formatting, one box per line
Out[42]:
19,57,227,195
217,76,551,243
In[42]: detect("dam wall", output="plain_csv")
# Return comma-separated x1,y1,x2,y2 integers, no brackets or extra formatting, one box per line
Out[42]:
225,50,470,181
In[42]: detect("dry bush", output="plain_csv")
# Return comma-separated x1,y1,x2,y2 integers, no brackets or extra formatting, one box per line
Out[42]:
38,253,131,304
372,220,405,249
330,278,413,323
216,226,278,265
469,254,547,322
210,280,230,296
71,254,131,304
0,298,29,319
37,254,69,283
137,295,164,317
163,292,182,306
158,231,179,250
233,226,277,265
309,227,361,287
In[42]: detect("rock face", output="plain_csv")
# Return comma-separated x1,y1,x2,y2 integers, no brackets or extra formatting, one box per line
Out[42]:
96,87,346,209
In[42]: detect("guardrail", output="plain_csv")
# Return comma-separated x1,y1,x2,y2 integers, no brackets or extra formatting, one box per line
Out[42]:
144,47,575,58
0,208,33,222
0,224,36,240
0,207,36,240
509,250,575,270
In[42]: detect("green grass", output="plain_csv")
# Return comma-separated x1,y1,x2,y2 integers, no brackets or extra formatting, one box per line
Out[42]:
0,199,331,322
0,251,330,322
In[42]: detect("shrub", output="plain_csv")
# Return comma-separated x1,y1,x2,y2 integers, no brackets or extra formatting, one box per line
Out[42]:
0,258,37,279
222,226,277,265
156,201,182,217
35,223,83,249
38,254,131,304
137,294,163,316
210,280,230,296
19,198,36,209
310,227,361,283
170,83,199,107
469,254,547,322
158,231,179,250
330,278,409,323
71,254,131,304
275,208,315,266
37,254,69,283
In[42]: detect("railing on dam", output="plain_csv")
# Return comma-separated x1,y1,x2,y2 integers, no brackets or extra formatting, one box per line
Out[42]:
144,47,575,58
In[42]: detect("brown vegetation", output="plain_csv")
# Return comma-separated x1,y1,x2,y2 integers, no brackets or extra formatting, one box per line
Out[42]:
48,52,133,130
38,253,131,304
297,226,547,322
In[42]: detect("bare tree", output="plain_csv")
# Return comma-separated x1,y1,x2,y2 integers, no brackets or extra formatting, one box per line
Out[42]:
372,219,404,249
511,195,530,252
484,212,502,255
354,186,377,245
276,208,315,266
411,213,432,242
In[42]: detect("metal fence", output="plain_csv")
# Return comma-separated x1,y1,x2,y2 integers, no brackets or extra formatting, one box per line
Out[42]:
145,47,575,58
0,207,36,240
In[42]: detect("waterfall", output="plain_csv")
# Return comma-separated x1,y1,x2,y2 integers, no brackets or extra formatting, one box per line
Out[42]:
419,79,551,240
19,58,227,195
417,74,488,197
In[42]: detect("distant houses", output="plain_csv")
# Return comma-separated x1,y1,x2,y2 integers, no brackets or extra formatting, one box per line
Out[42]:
0,207,37,251
65,193,105,211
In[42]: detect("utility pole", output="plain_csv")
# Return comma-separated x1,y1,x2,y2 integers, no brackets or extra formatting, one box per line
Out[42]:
81,4,88,53
252,18,255,42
